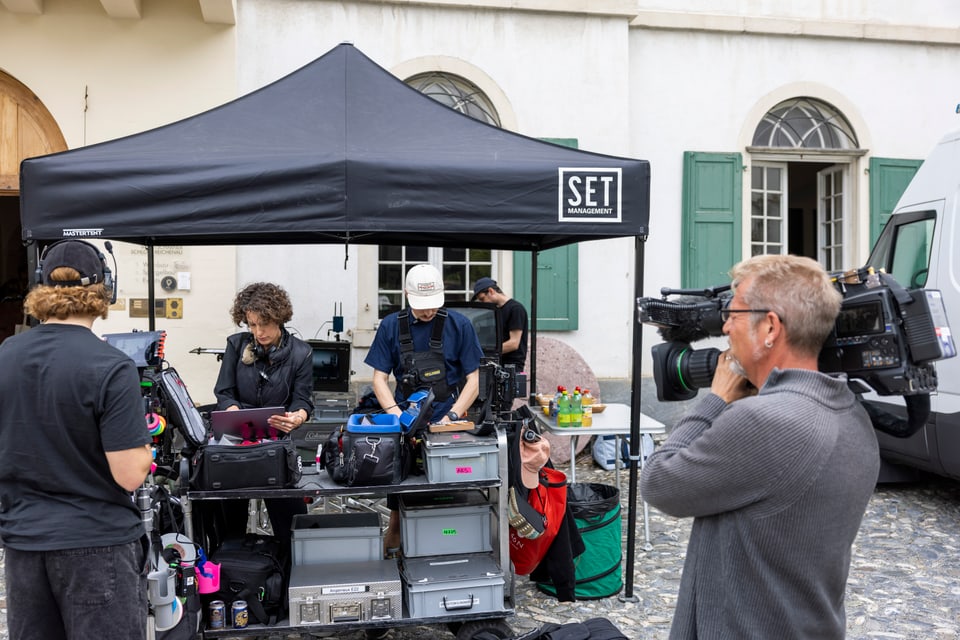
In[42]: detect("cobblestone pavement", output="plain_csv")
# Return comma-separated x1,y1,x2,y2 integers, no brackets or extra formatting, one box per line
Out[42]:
1,450,958,640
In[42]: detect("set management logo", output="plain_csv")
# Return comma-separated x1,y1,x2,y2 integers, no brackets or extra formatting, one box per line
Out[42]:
558,168,622,223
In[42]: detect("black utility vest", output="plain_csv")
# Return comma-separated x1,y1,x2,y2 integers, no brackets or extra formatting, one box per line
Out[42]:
397,309,455,400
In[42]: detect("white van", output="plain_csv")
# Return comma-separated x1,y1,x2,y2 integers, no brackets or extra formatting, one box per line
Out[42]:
864,129,960,481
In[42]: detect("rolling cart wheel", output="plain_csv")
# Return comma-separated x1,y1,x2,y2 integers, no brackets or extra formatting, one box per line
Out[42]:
455,619,514,640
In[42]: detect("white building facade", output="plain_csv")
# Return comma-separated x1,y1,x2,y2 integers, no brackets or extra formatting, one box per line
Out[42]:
2,0,959,403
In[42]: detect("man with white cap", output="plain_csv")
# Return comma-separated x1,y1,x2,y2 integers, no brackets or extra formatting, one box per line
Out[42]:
364,263,484,556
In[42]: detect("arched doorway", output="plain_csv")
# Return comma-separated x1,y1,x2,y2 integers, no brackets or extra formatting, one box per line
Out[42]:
746,97,865,271
0,71,67,342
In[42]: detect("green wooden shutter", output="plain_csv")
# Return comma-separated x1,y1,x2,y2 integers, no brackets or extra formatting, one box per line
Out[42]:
514,245,578,331
869,157,923,246
512,138,580,331
681,152,742,288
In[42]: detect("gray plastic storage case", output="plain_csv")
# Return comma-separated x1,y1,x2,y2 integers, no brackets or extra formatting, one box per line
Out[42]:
399,491,493,557
401,553,505,619
291,512,382,566
422,431,499,483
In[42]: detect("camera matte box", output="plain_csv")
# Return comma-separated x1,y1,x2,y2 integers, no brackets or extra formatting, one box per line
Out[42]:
401,553,505,619
399,491,493,557
288,560,401,626
422,431,498,483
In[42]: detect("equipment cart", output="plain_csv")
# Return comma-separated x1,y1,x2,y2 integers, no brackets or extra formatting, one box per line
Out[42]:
181,426,515,640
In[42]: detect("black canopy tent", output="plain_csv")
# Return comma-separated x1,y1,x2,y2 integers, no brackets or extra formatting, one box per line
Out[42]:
19,43,652,598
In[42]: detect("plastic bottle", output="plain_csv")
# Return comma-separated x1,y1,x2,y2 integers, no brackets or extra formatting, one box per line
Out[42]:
552,385,566,418
580,387,593,426
557,391,571,427
582,402,593,427
570,388,582,428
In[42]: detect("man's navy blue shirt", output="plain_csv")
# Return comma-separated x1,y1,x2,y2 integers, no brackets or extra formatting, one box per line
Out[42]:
365,309,483,420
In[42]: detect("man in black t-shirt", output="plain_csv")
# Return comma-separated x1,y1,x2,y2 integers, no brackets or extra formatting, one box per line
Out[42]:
0,240,153,640
472,277,529,368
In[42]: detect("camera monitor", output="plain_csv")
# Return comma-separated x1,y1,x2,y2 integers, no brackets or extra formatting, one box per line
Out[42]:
445,302,501,359
102,330,165,367
307,340,351,393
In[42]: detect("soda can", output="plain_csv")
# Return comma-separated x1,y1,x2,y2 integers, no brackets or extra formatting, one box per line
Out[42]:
207,600,226,630
232,600,249,629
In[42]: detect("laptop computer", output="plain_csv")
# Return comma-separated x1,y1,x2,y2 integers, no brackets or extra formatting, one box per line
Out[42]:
209,406,285,441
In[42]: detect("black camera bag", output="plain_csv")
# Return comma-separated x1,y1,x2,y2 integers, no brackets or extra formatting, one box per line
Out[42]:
204,535,286,626
320,419,405,486
189,438,302,491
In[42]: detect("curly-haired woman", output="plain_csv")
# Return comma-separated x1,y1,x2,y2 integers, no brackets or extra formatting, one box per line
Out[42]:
209,282,314,560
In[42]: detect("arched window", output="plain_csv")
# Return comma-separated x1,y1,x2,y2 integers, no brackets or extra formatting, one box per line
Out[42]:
752,97,858,149
405,72,501,127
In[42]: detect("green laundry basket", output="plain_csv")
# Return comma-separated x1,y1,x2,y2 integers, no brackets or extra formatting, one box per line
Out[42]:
536,482,622,599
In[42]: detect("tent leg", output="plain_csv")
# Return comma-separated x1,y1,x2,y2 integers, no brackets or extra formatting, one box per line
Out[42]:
620,235,646,603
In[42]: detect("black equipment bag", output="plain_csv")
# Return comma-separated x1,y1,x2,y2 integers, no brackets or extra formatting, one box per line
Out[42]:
189,438,302,491
514,617,629,640
204,535,286,626
319,415,404,486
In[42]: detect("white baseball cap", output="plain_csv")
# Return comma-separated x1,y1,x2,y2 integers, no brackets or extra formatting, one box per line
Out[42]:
404,264,445,310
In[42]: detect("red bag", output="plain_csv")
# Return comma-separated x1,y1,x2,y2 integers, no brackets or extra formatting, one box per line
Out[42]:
509,466,567,575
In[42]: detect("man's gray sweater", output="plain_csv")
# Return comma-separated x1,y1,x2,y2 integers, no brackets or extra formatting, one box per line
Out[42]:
641,368,879,639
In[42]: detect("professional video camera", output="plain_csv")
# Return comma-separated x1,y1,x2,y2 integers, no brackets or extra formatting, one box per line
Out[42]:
637,267,956,402
479,361,527,414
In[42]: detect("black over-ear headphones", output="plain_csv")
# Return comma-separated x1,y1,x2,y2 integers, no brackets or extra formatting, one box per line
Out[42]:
35,239,117,305
251,329,285,360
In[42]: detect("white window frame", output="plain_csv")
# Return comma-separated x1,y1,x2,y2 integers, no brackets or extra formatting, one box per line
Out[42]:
750,162,789,256
818,165,848,271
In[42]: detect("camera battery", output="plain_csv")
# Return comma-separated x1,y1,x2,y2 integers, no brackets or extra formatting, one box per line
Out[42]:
288,560,401,626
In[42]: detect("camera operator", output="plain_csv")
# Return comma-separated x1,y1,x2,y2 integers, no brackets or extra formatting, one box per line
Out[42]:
640,254,879,640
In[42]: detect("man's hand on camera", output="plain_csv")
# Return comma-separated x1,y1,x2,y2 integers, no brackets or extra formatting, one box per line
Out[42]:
712,351,756,403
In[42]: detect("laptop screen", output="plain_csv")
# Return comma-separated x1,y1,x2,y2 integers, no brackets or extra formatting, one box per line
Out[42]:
209,406,285,440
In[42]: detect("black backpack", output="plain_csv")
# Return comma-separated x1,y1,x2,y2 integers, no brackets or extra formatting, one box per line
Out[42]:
204,535,286,626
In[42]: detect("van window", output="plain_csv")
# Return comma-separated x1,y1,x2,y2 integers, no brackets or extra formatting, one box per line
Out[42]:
869,212,935,289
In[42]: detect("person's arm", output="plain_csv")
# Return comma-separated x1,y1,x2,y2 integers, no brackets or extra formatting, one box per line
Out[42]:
287,341,315,428
106,445,153,492
213,335,243,410
372,369,403,417
448,369,479,420
502,328,523,355
99,361,153,491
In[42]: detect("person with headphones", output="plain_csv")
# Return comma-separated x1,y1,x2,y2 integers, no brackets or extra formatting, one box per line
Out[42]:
0,240,153,640
210,282,314,561
364,264,484,557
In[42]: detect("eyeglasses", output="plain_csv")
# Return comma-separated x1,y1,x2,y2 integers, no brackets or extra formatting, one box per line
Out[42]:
720,308,772,323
